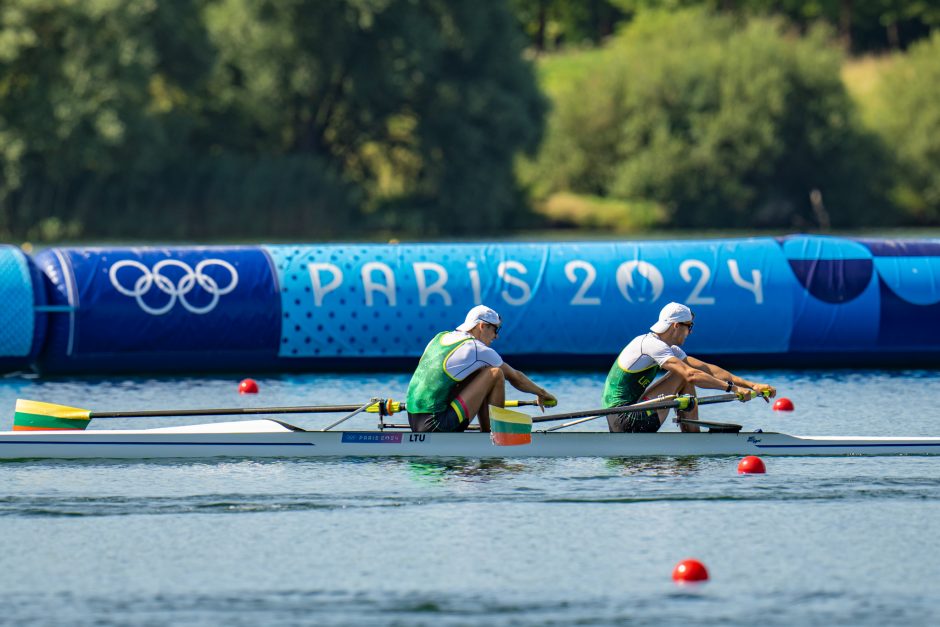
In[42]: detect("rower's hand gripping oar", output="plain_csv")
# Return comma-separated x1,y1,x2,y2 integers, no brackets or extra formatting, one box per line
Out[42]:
731,388,773,403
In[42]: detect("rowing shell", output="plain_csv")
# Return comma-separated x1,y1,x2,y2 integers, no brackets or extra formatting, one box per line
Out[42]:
0,420,938,459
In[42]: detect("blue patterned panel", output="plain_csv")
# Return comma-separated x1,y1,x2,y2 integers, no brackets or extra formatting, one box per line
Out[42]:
859,238,940,351
0,246,36,357
266,239,793,359
35,246,280,373
781,236,879,351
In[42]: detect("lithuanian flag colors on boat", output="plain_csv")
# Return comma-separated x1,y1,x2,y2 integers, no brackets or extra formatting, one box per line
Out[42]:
14,399,91,431
489,406,532,446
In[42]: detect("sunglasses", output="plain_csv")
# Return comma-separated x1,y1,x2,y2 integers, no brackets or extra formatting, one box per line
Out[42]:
678,322,694,331
486,323,501,336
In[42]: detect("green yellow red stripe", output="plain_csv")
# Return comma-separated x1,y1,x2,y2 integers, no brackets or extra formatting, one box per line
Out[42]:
16,399,91,420
490,420,531,434
489,406,532,446
490,406,532,426
13,413,91,430
490,432,531,446
13,399,91,431
451,397,470,424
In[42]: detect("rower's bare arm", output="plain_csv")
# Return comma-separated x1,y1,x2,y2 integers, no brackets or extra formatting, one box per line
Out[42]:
663,358,747,396
685,356,776,399
501,363,556,410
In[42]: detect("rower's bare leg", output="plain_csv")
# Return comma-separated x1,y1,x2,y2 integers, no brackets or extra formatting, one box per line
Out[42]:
453,367,505,432
642,372,700,432
477,375,506,432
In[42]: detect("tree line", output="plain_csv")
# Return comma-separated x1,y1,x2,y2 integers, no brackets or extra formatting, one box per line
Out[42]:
0,1,937,241
512,0,940,54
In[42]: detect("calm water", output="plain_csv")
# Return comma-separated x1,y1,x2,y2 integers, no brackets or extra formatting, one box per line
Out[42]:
0,370,938,625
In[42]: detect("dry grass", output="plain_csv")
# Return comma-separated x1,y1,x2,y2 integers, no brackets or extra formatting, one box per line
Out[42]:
535,192,667,233
841,54,897,125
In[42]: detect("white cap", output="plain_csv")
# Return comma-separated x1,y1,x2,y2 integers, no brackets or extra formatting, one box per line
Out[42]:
650,302,693,333
456,305,502,332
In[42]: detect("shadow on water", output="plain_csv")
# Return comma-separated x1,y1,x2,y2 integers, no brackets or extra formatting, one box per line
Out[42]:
2,587,934,626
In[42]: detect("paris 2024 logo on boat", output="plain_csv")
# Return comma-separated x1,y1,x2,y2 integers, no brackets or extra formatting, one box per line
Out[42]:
108,259,239,315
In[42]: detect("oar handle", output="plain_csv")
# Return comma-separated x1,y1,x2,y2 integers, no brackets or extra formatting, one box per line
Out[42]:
708,389,768,403
696,392,740,405
512,399,558,408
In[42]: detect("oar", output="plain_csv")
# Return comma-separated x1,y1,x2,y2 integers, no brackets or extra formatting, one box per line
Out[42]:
537,396,685,433
531,390,765,426
321,399,381,432
532,395,689,424
366,398,555,415
535,392,756,433
544,391,770,433
12,398,386,431
489,397,695,445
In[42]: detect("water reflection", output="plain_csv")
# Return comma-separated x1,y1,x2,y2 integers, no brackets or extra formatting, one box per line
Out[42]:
605,456,702,476
403,458,526,484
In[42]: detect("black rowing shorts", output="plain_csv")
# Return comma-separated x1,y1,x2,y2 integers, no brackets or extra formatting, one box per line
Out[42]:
608,408,661,433
408,405,468,433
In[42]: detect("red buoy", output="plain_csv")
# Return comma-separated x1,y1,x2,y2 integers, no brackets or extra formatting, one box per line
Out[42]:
238,378,259,394
773,397,794,411
738,455,766,474
672,559,709,583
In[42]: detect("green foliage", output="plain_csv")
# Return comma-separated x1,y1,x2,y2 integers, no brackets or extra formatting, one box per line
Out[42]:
868,32,940,222
513,0,940,54
202,0,546,236
511,0,626,50
521,8,888,229
0,0,216,238
614,0,940,52
0,0,545,240
5,0,936,240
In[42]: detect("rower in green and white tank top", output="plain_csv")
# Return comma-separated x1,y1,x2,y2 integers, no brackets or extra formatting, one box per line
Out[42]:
602,333,687,407
406,330,503,422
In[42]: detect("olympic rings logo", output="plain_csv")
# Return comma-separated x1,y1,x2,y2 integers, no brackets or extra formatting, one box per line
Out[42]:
108,259,239,315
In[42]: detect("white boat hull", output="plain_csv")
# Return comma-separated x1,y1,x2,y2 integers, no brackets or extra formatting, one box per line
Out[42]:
0,420,938,459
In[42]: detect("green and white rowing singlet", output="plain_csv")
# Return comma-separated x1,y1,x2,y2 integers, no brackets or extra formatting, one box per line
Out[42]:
602,333,687,408
406,331,503,419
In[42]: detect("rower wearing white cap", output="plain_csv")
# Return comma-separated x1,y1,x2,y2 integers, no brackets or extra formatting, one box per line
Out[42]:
406,305,556,433
602,302,776,433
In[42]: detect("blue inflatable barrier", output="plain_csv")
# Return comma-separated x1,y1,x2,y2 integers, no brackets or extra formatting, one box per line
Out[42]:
0,245,45,371
781,236,880,354
15,236,940,374
862,239,940,352
266,240,792,362
36,247,281,374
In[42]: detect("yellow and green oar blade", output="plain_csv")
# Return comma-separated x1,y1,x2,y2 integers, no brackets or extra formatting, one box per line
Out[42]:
12,396,558,431
14,399,92,431
489,406,532,446
12,398,395,430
